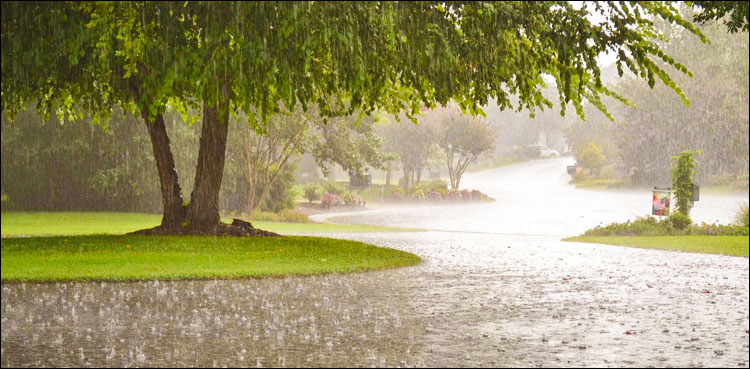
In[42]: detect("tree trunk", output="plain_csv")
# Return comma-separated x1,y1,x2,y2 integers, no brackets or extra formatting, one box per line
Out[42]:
126,70,278,237
402,167,411,192
245,129,260,215
385,162,392,186
128,72,186,230
139,106,186,230
185,97,230,232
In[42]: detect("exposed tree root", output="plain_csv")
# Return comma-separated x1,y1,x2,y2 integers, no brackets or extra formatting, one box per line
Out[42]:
129,219,279,237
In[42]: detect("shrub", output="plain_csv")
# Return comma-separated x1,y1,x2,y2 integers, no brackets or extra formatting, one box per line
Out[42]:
303,183,321,203
427,191,442,201
411,189,426,201
582,215,748,237
470,189,482,201
412,179,449,194
668,212,693,230
577,141,607,175
670,150,700,216
692,222,749,236
446,190,460,201
321,192,341,208
392,192,404,202
736,202,749,227
460,189,472,201
584,216,676,236
360,185,405,202
342,191,360,206
257,164,297,213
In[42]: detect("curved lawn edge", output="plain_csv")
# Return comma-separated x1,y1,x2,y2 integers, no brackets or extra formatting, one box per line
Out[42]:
0,235,422,283
562,235,749,258
0,211,424,238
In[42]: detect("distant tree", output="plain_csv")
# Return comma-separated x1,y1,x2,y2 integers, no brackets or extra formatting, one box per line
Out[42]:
381,115,437,191
611,13,749,186
576,141,607,176
432,106,496,189
240,105,386,214
309,113,387,179
240,107,309,214
1,109,162,212
2,2,707,234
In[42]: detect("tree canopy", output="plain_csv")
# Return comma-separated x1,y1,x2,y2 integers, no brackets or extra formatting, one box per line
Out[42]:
2,2,707,122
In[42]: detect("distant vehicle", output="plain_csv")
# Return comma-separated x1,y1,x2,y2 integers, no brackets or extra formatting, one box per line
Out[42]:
526,145,560,158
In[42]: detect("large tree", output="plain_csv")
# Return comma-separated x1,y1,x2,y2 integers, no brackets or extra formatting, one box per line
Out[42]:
2,1,706,234
431,106,496,189
382,114,437,191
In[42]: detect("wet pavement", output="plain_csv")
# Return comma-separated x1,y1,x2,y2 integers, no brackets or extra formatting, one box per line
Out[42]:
2,158,748,367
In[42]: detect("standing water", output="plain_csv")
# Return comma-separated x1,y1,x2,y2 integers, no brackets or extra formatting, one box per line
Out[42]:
2,158,748,367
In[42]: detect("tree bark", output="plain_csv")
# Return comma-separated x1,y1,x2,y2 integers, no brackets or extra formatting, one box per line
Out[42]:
126,68,186,229
134,98,186,230
141,112,186,229
185,96,230,232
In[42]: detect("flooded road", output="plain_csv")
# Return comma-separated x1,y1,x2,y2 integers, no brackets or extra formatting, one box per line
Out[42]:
2,158,748,367
324,157,747,236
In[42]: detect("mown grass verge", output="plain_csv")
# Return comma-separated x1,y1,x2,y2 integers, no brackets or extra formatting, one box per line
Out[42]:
572,178,629,190
563,235,749,257
0,211,421,237
1,235,422,282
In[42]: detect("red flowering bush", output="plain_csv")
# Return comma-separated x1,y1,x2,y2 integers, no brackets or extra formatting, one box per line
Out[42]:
321,192,341,208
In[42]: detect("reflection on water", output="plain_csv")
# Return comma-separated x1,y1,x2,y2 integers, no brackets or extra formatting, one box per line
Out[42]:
2,275,426,367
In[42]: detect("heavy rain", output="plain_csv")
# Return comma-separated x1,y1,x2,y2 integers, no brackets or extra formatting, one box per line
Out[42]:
1,2,748,368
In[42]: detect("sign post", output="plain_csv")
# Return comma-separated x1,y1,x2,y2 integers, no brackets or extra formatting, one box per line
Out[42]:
652,187,671,217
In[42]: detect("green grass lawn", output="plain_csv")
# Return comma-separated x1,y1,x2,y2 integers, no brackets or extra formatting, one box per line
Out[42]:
0,211,423,282
563,235,749,257
571,178,629,190
1,235,421,282
0,211,421,237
